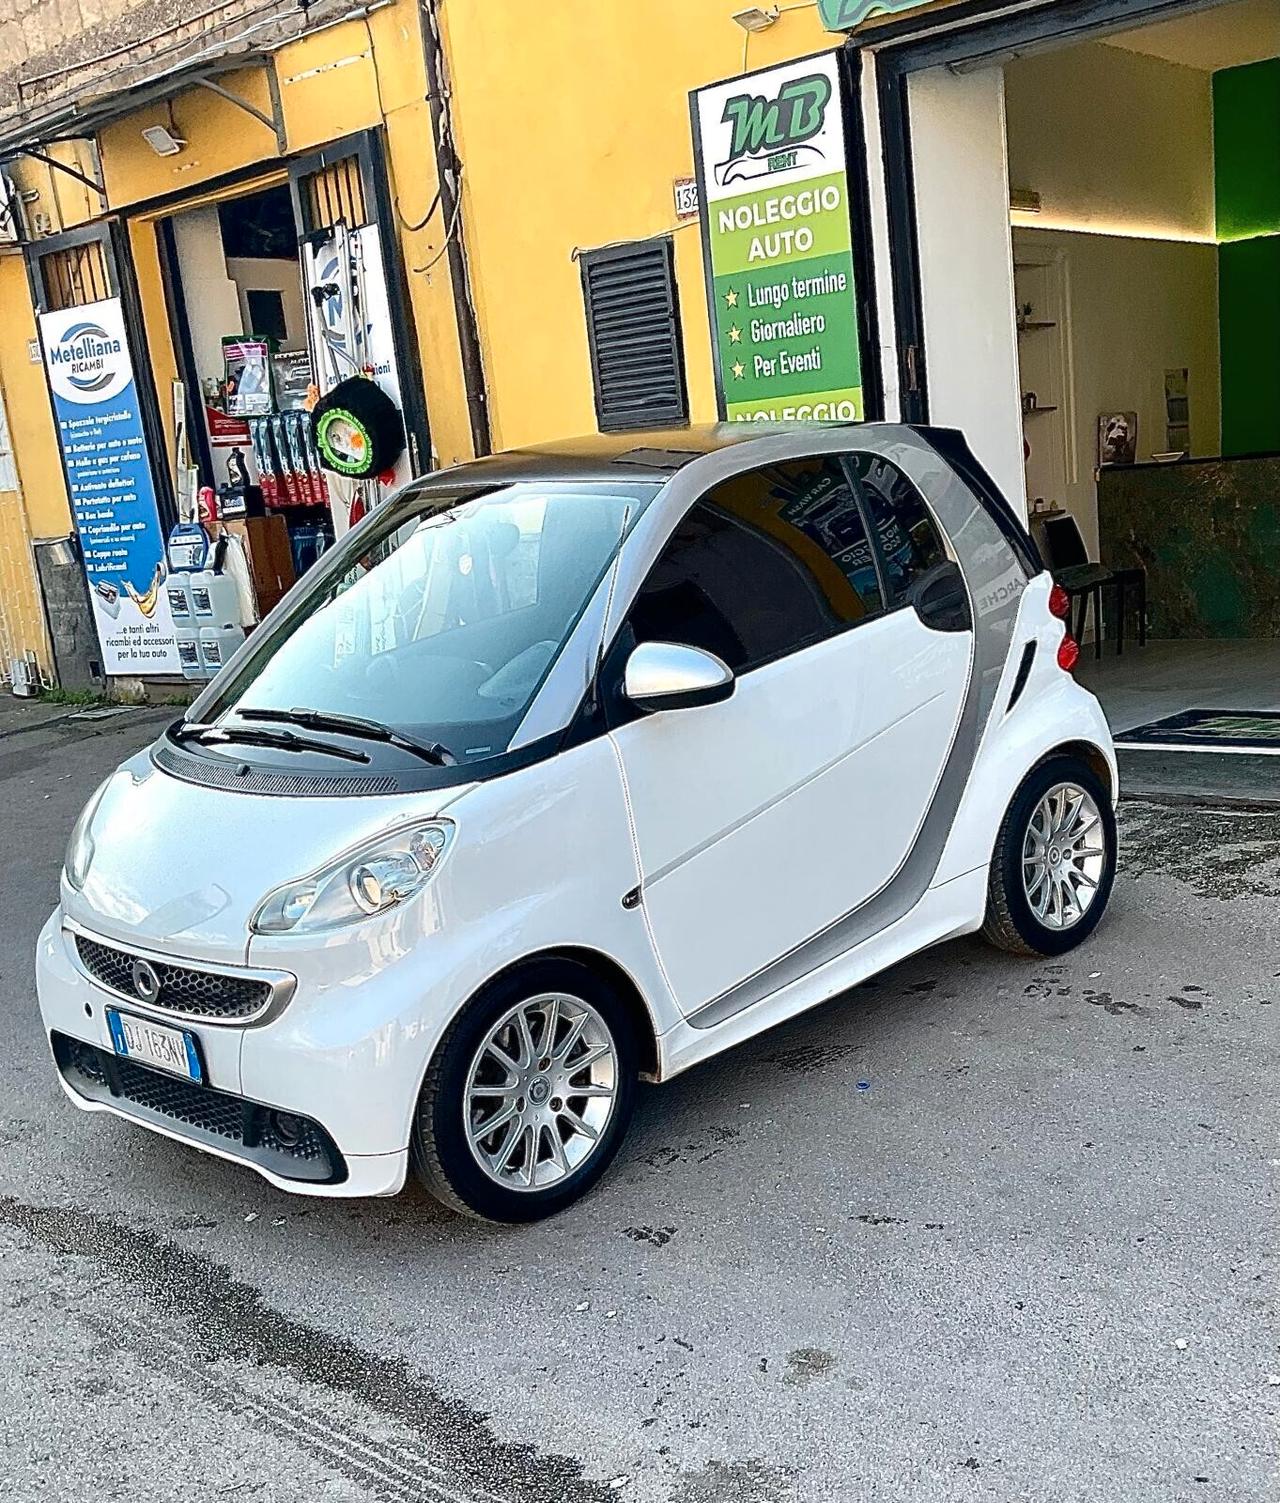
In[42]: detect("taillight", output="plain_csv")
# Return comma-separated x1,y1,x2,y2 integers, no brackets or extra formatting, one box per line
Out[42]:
1048,583,1071,620
1057,634,1080,672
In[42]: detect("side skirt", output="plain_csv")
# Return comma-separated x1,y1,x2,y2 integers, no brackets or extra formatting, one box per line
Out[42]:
655,866,987,1081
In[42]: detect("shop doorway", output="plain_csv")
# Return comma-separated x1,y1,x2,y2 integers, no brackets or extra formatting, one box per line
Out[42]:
161,180,335,617
878,0,1280,758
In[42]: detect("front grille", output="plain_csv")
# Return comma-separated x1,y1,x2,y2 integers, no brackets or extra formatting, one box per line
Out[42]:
53,1034,345,1184
74,933,275,1022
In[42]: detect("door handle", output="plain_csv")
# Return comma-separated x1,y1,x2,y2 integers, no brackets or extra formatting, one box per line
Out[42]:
908,560,971,632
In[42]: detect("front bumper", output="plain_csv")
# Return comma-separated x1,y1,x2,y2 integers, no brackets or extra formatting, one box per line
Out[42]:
36,911,408,1198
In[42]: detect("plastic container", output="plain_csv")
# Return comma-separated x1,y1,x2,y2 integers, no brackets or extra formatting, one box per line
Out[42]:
165,572,195,624
198,624,245,676
176,628,205,680
189,569,243,625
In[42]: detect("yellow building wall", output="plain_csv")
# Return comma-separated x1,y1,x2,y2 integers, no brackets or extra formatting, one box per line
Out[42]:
128,217,181,491
0,254,62,674
89,0,474,469
0,475,51,677
99,69,281,208
0,254,72,541
438,0,832,450
7,140,105,236
0,405,53,676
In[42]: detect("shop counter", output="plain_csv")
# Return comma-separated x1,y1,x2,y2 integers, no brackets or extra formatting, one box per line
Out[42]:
1097,453,1280,638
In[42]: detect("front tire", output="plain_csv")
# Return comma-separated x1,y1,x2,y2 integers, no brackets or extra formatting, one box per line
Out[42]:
982,754,1116,957
411,959,637,1222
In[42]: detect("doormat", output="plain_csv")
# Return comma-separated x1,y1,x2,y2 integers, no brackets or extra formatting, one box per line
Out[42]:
1115,709,1280,753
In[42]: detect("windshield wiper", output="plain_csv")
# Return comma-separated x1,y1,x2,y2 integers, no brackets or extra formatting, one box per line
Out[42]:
235,706,456,767
171,721,371,764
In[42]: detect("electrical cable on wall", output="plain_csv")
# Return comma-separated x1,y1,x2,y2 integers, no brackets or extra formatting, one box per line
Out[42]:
412,192,461,274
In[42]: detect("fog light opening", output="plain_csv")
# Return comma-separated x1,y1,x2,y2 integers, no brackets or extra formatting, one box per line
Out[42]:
269,1111,304,1148
70,1040,105,1083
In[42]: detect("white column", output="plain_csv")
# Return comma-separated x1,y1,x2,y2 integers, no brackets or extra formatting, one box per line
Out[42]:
908,63,1026,517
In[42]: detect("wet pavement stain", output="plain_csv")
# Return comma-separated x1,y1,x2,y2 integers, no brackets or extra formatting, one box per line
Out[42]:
763,1041,864,1075
637,1126,742,1173
624,1225,678,1248
0,1195,629,1503
1120,803,1280,901
783,1349,836,1388
672,1456,796,1503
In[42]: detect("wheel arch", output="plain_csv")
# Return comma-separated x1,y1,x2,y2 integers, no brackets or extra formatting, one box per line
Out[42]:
1039,738,1116,803
452,946,662,1082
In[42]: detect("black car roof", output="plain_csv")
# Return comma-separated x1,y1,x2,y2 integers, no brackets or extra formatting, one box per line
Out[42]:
413,421,904,489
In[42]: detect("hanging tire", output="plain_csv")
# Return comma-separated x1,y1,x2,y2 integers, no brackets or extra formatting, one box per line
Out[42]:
310,375,405,479
982,754,1117,957
411,959,638,1222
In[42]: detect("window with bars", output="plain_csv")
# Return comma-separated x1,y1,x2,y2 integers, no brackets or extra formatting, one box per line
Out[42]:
298,155,369,233
579,237,688,433
39,240,111,310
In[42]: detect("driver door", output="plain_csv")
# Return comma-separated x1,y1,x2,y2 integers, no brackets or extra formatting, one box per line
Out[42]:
608,452,971,1018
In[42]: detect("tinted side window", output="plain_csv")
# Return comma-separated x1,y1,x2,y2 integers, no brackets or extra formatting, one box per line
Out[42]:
852,453,948,603
629,457,882,674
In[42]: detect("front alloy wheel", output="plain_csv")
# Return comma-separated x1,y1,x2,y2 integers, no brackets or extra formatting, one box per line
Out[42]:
464,994,619,1192
412,960,637,1222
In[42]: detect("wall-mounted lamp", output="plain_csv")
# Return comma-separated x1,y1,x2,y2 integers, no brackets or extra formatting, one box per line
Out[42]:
732,6,780,31
1010,188,1042,214
141,125,185,157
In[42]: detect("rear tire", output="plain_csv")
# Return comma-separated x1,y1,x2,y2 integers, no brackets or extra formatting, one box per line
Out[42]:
411,959,637,1222
982,754,1116,957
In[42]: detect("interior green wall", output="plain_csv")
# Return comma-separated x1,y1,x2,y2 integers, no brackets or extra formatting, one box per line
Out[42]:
1215,58,1280,455
1219,237,1280,456
1214,58,1280,239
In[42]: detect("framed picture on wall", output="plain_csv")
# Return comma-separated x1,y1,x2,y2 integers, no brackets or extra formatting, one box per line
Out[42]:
1098,411,1138,467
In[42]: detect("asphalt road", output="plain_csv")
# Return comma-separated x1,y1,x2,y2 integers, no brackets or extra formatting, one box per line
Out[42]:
2,713,1277,1503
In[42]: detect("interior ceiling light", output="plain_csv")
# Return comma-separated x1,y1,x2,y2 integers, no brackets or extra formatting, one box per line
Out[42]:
732,6,780,31
141,125,185,157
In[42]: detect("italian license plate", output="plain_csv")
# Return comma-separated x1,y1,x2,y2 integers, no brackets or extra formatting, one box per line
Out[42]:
106,1008,203,1083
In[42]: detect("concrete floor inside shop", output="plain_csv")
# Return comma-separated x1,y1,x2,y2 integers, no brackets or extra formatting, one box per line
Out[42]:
1075,637,1280,736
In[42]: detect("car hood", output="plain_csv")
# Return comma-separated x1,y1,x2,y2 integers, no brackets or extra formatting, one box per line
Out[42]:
61,748,474,963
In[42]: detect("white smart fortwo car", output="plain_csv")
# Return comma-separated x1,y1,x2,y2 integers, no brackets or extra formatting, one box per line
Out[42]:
37,425,1118,1222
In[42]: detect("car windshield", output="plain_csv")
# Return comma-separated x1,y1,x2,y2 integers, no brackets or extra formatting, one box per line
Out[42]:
198,480,660,767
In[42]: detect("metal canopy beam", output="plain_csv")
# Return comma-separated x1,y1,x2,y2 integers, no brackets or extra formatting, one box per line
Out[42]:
0,51,274,160
193,72,286,153
17,146,105,197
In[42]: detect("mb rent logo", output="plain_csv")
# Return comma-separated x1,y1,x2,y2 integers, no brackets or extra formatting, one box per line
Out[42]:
716,71,831,186
50,322,123,394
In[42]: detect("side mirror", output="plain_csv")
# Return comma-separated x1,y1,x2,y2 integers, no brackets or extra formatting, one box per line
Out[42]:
623,641,735,714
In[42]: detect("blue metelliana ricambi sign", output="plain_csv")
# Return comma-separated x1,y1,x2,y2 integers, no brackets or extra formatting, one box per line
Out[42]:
39,296,178,674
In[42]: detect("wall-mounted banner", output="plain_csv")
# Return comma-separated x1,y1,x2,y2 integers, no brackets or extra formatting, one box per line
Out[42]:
692,52,864,421
39,297,179,674
817,0,933,31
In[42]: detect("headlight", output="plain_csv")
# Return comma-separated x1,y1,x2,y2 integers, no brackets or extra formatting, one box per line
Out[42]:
64,780,109,891
251,820,454,935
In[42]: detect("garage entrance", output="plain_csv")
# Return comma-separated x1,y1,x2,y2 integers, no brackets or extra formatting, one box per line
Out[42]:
875,0,1280,772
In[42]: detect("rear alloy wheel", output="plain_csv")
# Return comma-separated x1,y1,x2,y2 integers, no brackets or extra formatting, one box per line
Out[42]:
982,755,1116,956
1021,782,1106,931
412,961,637,1221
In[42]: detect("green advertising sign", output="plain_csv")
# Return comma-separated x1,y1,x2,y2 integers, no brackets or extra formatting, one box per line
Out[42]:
817,0,933,32
692,53,864,422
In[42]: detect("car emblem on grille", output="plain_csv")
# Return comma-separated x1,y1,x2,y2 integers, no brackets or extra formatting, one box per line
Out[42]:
130,958,162,1004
